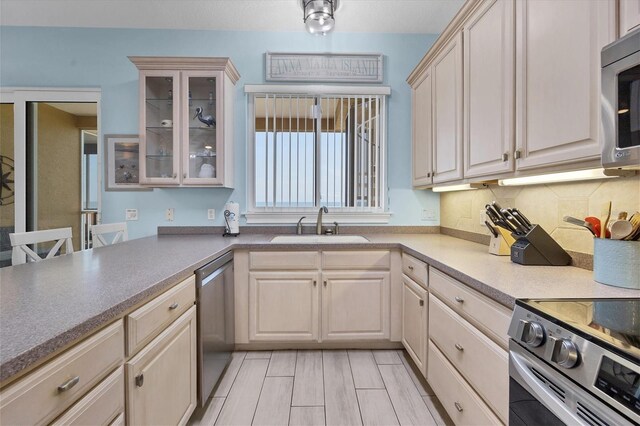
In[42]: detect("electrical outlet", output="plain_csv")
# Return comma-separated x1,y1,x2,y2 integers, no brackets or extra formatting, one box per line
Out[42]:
207,209,215,220
165,208,174,221
421,209,436,221
125,209,138,221
479,209,488,225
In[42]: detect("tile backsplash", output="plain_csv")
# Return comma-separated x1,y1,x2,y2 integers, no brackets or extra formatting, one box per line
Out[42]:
440,175,640,255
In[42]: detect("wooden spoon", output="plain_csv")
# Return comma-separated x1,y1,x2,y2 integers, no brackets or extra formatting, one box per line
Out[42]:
600,201,612,239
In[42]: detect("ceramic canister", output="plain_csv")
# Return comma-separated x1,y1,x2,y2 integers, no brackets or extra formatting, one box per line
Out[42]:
593,239,640,290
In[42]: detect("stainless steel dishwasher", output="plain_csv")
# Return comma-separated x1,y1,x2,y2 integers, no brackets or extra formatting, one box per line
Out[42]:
195,251,234,407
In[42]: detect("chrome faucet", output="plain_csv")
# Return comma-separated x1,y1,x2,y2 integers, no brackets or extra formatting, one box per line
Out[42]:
316,206,328,235
296,217,306,235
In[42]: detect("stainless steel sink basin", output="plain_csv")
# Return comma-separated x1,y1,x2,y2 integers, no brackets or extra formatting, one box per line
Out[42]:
269,235,369,244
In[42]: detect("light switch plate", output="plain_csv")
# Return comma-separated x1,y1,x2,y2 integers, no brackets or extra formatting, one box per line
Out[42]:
165,208,174,221
421,209,436,221
207,209,215,220
125,209,138,221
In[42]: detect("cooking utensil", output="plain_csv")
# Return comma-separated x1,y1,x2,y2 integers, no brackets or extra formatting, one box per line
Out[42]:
608,220,634,240
618,211,628,221
600,201,612,239
563,216,597,236
585,216,603,238
624,212,640,241
484,221,499,238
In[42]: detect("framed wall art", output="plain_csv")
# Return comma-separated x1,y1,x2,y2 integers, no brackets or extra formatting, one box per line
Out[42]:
104,134,151,191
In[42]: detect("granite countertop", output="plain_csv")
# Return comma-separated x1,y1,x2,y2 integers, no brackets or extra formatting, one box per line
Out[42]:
1,233,638,384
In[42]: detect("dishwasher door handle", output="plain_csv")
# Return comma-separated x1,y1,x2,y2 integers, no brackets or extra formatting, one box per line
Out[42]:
200,262,232,287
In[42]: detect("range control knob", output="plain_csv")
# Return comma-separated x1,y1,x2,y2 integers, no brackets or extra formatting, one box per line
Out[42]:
551,338,580,369
520,320,545,347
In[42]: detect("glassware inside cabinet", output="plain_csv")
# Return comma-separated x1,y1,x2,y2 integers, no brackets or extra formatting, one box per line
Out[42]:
145,76,175,178
188,76,217,180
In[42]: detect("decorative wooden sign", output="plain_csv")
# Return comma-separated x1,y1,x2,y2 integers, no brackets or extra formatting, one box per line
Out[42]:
266,52,384,83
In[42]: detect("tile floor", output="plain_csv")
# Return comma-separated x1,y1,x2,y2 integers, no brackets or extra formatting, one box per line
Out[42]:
189,349,453,426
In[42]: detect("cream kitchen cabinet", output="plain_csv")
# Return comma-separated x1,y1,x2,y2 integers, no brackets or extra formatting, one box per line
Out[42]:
248,271,321,342
322,271,390,341
432,33,464,184
401,275,428,377
514,0,615,170
411,68,434,187
237,250,395,344
129,57,240,187
619,0,640,37
463,0,515,178
126,306,197,426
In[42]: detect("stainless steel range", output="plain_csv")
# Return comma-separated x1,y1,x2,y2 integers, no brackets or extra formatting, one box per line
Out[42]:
508,299,640,426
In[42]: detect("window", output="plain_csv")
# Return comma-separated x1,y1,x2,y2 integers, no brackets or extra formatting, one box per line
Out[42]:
246,85,390,223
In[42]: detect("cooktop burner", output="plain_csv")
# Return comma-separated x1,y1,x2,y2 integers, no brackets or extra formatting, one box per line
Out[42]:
523,299,640,360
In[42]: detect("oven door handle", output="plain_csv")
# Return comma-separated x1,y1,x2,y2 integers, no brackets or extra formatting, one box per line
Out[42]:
510,349,584,425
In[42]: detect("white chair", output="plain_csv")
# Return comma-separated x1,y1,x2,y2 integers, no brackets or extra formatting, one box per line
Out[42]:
91,222,128,248
9,227,74,265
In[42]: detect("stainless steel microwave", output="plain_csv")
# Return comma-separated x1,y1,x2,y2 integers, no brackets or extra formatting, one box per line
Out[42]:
601,27,640,170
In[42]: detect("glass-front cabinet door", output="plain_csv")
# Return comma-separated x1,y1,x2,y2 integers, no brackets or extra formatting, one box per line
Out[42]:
181,71,223,185
139,70,180,185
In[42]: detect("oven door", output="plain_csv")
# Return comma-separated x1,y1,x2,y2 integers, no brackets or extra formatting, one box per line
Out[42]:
509,341,634,426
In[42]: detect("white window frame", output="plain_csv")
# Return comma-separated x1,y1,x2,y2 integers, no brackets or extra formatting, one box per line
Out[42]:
244,84,391,224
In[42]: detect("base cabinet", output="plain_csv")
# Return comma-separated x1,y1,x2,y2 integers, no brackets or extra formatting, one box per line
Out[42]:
322,271,390,341
401,275,428,377
249,271,320,342
126,306,197,426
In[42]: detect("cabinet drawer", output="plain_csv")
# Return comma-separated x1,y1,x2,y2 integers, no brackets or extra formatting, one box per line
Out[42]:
322,250,390,270
0,320,124,425
249,251,319,270
402,253,428,288
429,268,511,348
127,275,196,356
428,343,503,426
51,366,124,426
429,296,508,422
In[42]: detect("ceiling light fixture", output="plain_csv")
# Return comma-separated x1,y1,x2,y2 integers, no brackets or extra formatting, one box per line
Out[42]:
302,0,339,35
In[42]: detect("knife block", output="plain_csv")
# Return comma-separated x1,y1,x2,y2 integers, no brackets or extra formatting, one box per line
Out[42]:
489,233,511,256
510,225,572,266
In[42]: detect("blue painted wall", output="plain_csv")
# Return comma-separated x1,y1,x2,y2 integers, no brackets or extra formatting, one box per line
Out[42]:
0,26,440,238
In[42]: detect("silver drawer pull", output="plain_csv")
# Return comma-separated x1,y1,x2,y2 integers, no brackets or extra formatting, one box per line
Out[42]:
57,376,80,393
455,343,464,352
408,265,414,270
169,302,179,310
454,402,463,412
454,296,464,303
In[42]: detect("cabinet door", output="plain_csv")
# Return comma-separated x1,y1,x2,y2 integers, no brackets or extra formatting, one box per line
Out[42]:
249,271,320,341
432,33,463,184
515,0,615,170
139,70,181,185
401,275,428,377
620,0,640,36
412,69,433,187
321,271,390,341
464,0,515,178
126,306,197,426
181,70,225,185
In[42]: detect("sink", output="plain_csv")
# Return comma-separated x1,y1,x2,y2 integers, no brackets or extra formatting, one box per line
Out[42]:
270,235,369,244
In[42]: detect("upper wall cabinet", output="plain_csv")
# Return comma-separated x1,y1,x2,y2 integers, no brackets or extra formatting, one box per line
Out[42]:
411,69,433,187
432,33,464,184
129,57,240,188
619,0,640,36
463,0,515,179
514,0,615,170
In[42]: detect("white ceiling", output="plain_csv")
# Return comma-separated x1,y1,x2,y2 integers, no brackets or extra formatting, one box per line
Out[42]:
0,0,464,34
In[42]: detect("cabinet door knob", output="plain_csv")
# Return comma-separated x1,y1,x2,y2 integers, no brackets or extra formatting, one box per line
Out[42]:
419,299,424,307
169,302,179,310
455,343,464,352
454,296,464,303
502,152,508,162
313,280,317,287
184,173,187,179
172,173,177,178
514,150,522,160
57,376,80,393
323,280,327,287
454,402,463,412
135,373,144,387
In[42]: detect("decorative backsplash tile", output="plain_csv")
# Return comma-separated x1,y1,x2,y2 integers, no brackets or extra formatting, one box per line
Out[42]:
440,176,640,255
